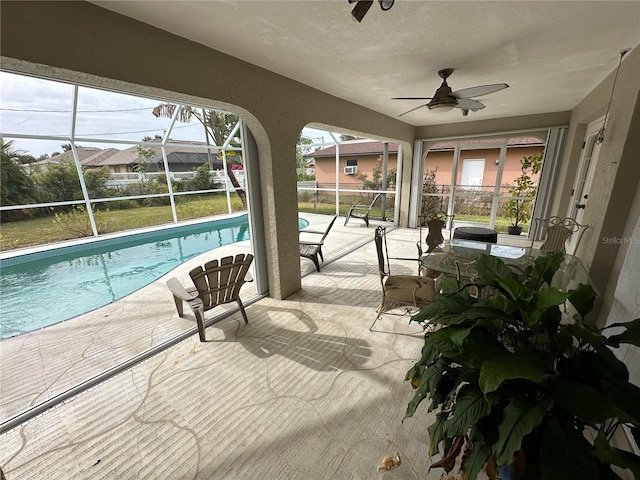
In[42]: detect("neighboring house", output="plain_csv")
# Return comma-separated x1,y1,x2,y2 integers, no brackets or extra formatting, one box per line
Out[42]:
425,137,544,187
32,140,233,173
306,141,400,185
308,138,544,187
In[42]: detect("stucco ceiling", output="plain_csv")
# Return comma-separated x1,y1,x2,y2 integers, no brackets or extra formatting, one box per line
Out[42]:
92,1,639,127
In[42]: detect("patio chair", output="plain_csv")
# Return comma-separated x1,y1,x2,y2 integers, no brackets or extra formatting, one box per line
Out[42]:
344,193,381,227
417,211,455,276
166,253,254,342
371,226,444,331
533,216,589,255
299,215,338,271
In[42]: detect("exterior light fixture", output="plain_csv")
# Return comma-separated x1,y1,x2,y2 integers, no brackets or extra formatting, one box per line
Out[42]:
349,0,394,22
596,48,631,144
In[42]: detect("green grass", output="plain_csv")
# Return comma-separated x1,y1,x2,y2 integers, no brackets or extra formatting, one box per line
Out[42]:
454,214,530,233
0,195,245,251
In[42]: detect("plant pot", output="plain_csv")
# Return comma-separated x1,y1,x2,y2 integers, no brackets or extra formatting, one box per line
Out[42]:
507,225,523,235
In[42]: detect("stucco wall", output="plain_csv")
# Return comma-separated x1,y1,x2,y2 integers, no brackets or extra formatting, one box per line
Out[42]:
552,48,640,320
0,0,416,299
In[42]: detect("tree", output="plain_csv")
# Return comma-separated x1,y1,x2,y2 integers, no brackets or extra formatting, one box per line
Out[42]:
357,159,396,189
419,168,442,223
61,143,72,152
152,104,246,206
340,134,358,142
0,139,38,221
296,136,314,180
504,152,542,231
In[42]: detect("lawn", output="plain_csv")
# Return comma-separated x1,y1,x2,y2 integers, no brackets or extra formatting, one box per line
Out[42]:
0,195,245,251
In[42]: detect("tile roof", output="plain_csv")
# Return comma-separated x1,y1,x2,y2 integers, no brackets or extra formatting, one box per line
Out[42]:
306,137,544,158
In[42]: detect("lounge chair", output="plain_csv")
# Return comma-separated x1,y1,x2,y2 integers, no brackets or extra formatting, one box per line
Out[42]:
299,215,338,272
166,253,254,342
344,193,381,227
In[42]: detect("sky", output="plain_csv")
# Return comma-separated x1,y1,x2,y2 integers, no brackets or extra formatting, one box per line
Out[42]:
0,71,337,158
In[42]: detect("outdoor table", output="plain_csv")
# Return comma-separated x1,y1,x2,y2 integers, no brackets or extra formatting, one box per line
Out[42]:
453,226,498,243
420,239,594,292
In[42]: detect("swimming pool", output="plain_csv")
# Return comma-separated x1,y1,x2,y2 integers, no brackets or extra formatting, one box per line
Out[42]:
0,215,308,339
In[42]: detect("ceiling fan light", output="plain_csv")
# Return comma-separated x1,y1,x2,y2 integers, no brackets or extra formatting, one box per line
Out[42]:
427,96,458,112
379,0,394,11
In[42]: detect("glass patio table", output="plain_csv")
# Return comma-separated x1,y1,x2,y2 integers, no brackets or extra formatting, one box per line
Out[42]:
420,239,594,292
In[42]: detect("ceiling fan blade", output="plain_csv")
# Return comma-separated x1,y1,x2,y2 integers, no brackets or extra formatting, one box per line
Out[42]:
455,98,486,111
451,83,509,99
392,97,433,100
398,104,428,117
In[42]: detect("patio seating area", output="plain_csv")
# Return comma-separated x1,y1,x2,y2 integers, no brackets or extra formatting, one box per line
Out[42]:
0,213,566,479
0,215,440,479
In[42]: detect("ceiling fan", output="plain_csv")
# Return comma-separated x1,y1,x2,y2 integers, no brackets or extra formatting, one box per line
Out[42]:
393,68,509,117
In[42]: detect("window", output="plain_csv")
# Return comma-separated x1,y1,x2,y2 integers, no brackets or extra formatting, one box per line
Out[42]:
344,158,358,174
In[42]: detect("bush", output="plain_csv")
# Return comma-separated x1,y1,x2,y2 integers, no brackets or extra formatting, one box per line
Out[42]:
34,159,84,205
53,206,116,237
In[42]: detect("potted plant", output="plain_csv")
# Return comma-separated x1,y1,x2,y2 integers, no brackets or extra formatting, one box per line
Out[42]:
405,252,640,479
504,153,542,235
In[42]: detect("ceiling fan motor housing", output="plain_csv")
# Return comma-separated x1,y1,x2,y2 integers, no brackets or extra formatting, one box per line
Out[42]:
427,83,458,110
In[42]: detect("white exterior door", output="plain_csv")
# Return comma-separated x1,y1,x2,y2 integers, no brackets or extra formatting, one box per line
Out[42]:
567,118,604,225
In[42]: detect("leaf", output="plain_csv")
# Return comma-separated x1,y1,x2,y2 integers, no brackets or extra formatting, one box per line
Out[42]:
493,397,547,466
596,345,629,383
534,287,569,310
475,254,516,284
439,276,466,294
405,358,448,419
461,441,491,480
569,323,606,348
430,436,465,471
527,252,564,289
443,385,492,437
601,379,640,426
427,411,450,456
497,277,532,300
405,335,439,383
567,283,597,319
411,293,471,324
479,351,551,394
607,318,640,347
429,328,466,362
549,380,634,424
538,416,600,479
594,429,640,477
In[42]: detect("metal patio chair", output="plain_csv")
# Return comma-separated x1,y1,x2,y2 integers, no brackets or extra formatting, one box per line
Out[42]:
166,253,254,342
299,215,338,272
344,193,381,227
533,216,589,255
371,226,444,331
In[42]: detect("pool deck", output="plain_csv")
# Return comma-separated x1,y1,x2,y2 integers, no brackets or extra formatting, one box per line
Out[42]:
0,215,531,479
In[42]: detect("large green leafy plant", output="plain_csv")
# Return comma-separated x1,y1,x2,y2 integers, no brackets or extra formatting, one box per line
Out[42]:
405,252,640,479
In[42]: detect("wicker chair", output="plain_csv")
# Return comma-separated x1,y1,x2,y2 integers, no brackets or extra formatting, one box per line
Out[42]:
344,193,381,227
371,226,443,331
166,253,254,342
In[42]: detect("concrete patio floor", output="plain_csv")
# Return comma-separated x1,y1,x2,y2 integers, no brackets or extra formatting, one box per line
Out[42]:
0,214,529,479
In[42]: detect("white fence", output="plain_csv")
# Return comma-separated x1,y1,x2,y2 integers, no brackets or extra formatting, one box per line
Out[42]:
105,170,245,188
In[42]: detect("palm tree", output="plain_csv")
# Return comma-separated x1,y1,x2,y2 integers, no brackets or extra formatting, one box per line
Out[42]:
0,139,38,221
152,104,246,206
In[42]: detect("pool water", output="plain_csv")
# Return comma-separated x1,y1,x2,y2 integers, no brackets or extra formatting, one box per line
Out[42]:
0,216,307,339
